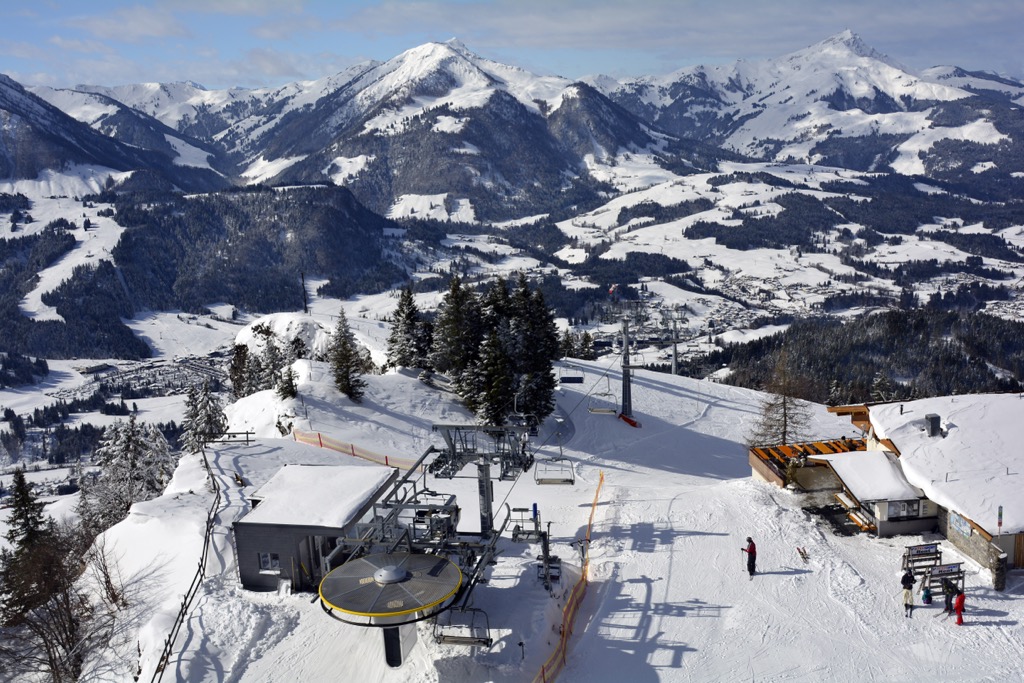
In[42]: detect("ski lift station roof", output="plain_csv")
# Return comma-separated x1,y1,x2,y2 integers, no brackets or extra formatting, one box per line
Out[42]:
241,463,395,528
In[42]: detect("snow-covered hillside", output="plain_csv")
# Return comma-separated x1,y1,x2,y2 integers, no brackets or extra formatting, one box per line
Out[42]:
6,302,1024,682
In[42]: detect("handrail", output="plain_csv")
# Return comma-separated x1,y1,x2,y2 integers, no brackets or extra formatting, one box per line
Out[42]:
149,448,222,682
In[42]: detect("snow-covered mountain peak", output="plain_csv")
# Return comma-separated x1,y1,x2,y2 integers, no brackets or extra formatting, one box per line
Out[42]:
810,29,884,61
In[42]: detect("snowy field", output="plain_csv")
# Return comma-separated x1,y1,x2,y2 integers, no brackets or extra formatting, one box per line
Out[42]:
13,351,1019,682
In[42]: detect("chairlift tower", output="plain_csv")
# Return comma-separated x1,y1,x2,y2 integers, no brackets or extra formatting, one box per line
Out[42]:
620,318,633,419
428,424,533,538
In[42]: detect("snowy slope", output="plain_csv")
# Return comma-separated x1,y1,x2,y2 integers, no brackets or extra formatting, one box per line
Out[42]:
3,301,1012,682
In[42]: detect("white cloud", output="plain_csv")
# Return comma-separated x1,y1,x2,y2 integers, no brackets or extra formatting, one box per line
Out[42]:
74,5,190,43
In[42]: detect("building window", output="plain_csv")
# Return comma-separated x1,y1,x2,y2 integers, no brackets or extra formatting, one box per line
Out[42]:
259,552,281,572
887,500,920,519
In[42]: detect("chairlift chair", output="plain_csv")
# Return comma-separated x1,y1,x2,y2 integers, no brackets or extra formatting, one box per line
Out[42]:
534,457,576,485
433,607,493,648
588,376,618,414
558,364,584,384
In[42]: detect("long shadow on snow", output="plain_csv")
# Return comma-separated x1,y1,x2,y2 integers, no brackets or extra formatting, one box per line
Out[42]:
568,574,710,679
569,408,752,480
603,521,730,555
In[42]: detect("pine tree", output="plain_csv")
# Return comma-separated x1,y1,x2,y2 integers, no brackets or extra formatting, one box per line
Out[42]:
243,349,266,394
386,286,421,369
80,416,175,534
871,371,895,403
827,378,846,407
429,276,483,378
472,330,516,425
228,344,250,399
277,366,298,400
329,307,367,402
578,331,596,360
181,382,228,453
0,470,55,624
559,329,576,359
511,283,559,425
260,336,283,389
2,470,48,557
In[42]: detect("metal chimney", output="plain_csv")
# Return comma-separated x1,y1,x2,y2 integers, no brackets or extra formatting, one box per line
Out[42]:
925,413,941,437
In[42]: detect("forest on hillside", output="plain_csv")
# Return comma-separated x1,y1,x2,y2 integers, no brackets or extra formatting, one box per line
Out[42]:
672,309,1024,404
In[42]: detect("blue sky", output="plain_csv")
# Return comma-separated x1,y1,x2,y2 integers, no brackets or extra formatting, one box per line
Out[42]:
3,0,1022,89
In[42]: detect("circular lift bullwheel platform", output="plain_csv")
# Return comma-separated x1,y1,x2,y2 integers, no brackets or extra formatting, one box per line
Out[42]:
319,552,463,667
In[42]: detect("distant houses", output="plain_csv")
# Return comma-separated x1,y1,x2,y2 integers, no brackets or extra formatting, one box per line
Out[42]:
751,393,1024,590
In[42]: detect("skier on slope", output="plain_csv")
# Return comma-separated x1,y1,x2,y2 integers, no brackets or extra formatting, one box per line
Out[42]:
954,589,966,625
742,537,757,578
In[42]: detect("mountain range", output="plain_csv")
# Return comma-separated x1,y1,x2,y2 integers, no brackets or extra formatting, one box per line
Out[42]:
5,30,1021,219
2,31,1024,376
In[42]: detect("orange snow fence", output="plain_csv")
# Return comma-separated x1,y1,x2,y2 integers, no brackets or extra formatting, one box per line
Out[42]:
292,429,424,471
532,470,605,683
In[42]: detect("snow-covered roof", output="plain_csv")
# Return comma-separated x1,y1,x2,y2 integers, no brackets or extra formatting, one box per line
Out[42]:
238,464,394,529
869,393,1024,534
810,449,920,502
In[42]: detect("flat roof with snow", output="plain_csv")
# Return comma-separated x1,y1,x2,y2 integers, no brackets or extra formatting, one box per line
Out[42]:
238,464,395,529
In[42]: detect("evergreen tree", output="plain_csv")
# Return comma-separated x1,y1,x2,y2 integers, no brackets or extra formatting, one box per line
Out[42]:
1,470,49,561
79,415,175,535
181,382,228,453
871,371,896,403
277,366,298,400
511,283,559,424
386,286,421,369
260,335,283,389
578,331,597,360
429,276,483,379
827,378,846,407
243,349,265,395
228,344,250,399
0,470,56,624
329,307,367,402
559,329,576,358
472,330,516,425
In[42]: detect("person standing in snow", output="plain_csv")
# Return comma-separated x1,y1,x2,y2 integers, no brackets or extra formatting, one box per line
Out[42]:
954,589,966,625
901,569,915,617
742,537,757,578
942,578,956,614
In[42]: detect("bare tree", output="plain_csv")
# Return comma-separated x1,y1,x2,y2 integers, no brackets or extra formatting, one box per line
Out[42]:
747,349,812,447
0,521,121,683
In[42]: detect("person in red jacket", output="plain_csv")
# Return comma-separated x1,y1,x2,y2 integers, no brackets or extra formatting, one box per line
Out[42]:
742,537,757,578
954,589,966,625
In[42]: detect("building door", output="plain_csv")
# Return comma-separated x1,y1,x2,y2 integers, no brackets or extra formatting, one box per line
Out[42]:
1015,533,1024,569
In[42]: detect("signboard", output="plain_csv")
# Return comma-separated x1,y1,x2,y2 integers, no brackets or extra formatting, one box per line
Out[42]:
929,563,963,578
998,505,1003,535
949,510,972,538
907,543,939,557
